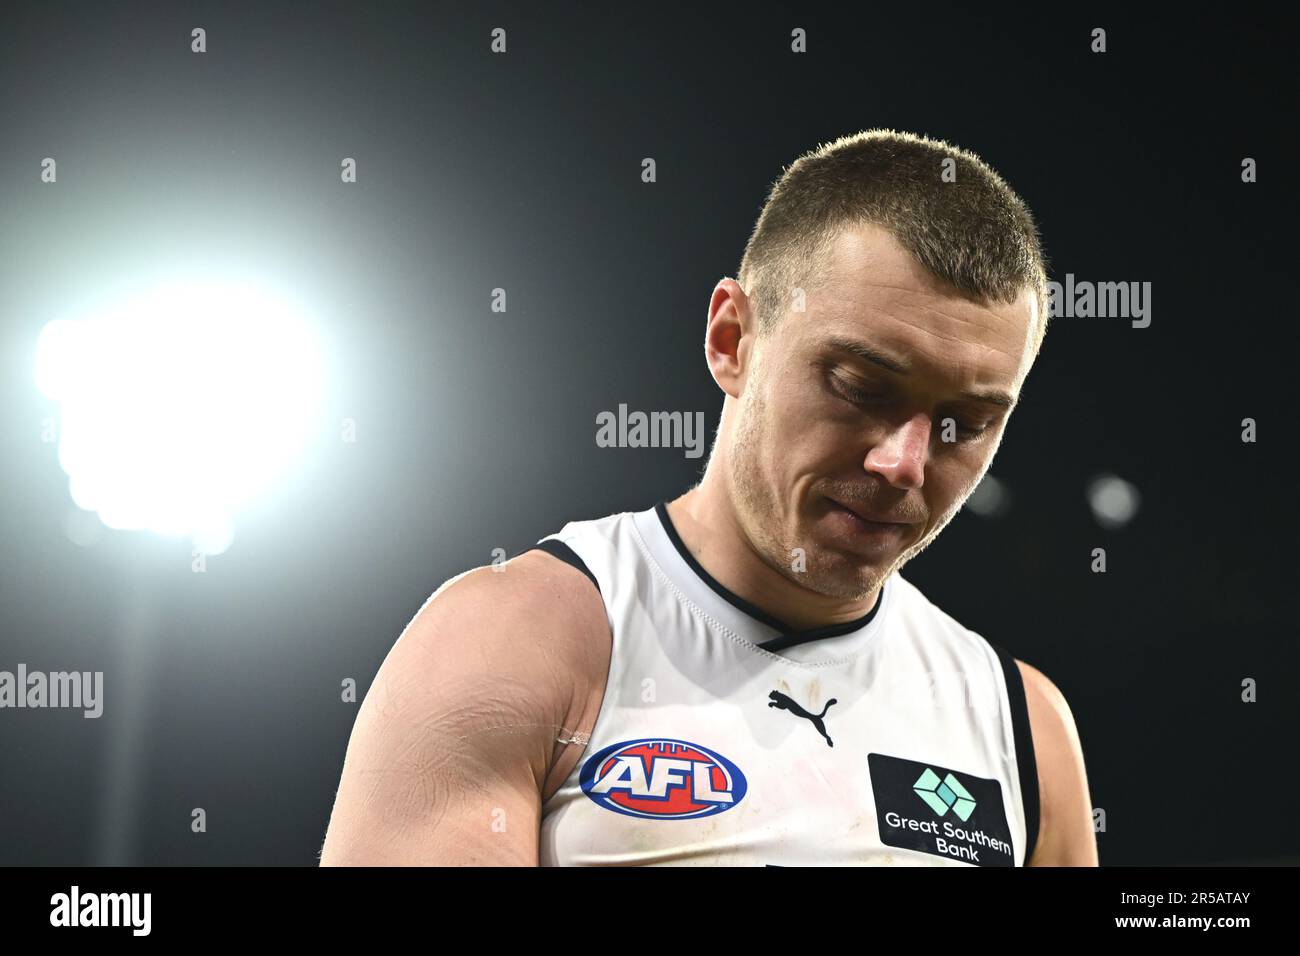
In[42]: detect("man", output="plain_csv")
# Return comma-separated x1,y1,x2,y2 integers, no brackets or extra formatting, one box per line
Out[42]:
320,129,1098,866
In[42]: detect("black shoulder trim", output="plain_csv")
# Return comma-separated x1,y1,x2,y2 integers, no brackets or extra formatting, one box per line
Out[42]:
988,641,1040,866
527,540,601,596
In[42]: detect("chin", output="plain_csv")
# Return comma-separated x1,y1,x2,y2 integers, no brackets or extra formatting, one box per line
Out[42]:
804,551,886,600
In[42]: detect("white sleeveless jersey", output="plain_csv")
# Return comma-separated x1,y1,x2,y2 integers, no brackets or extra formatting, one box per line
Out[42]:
530,503,1039,867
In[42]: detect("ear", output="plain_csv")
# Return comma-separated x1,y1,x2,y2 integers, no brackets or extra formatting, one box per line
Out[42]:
704,278,757,400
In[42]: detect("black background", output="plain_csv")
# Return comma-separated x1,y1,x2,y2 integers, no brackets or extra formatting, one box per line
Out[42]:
0,2,1294,865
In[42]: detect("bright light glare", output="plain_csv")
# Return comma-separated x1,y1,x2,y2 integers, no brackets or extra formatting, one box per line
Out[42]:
36,279,325,553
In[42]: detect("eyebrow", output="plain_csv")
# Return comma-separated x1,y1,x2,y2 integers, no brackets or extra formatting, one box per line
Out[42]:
824,337,1019,410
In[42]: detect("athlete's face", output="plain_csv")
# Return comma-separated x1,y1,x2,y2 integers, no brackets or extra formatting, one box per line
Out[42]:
726,222,1040,600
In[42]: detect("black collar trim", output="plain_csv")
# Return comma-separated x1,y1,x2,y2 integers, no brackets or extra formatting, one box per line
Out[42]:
653,501,884,652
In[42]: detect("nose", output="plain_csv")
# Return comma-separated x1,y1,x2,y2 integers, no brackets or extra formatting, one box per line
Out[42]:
863,411,930,490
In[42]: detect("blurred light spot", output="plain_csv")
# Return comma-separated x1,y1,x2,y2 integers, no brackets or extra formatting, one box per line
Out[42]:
36,278,325,553
965,472,1010,517
1086,473,1140,529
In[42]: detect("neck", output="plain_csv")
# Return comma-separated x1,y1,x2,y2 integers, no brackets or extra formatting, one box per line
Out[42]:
664,470,882,634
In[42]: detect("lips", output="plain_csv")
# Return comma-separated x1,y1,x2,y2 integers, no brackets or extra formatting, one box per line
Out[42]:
828,497,914,527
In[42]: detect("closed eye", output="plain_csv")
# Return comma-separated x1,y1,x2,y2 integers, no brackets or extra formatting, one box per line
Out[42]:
838,382,886,405
826,366,996,441
951,419,991,439
825,368,886,406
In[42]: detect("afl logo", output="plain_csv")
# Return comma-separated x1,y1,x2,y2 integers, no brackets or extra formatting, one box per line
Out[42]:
580,738,748,819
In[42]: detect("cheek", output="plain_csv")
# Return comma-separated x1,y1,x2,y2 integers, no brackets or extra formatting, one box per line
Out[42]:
928,454,988,514
777,375,858,446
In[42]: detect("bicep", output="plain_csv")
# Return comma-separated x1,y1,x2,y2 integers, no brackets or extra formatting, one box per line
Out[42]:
321,571,564,866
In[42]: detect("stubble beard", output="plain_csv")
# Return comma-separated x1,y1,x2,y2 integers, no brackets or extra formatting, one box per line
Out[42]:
726,386,885,603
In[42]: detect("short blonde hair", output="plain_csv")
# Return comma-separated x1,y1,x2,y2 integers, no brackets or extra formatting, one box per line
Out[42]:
736,129,1050,353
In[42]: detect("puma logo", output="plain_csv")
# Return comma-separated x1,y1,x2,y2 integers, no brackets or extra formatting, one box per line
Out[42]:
768,690,837,747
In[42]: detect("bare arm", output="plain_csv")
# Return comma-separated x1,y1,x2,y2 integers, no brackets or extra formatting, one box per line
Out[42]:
1019,660,1099,866
320,551,609,866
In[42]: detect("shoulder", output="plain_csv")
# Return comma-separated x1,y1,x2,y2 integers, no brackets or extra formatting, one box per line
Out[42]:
401,547,609,667
1013,659,1099,866
888,574,1007,666
352,547,613,787
1015,660,1071,724
371,547,612,745
885,572,971,640
887,579,1073,751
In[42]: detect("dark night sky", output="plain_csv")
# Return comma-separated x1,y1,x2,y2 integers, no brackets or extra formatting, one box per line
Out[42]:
0,2,1295,864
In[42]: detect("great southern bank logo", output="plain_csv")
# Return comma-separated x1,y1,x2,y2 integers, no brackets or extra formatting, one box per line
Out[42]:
913,767,977,821
580,738,748,819
869,753,1013,866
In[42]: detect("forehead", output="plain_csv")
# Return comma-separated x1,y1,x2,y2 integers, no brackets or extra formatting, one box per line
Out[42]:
789,222,1038,389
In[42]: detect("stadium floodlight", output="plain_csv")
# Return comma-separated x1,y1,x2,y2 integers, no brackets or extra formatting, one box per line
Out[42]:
36,278,326,555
